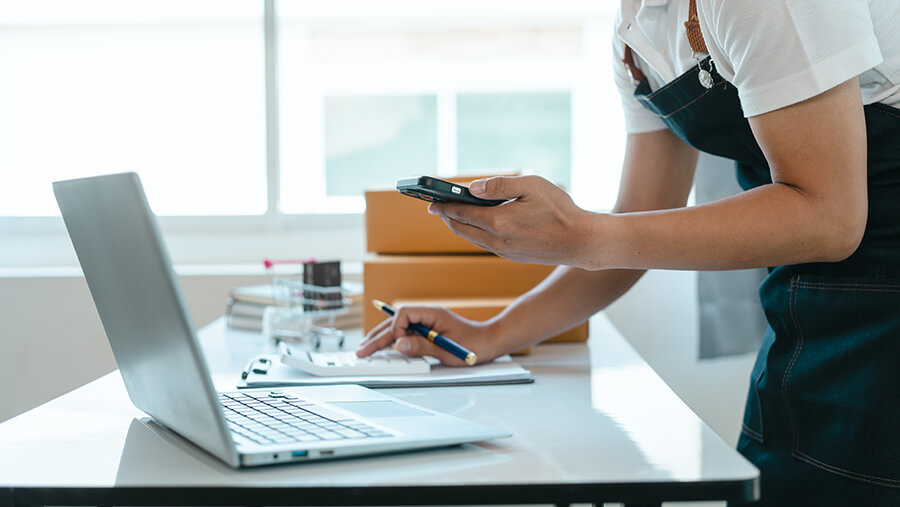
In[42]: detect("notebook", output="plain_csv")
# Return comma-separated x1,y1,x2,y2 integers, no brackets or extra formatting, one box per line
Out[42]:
53,172,509,468
241,351,534,388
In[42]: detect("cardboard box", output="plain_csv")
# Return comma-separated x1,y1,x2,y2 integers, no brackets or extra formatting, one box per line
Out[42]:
364,174,514,254
363,254,555,332
392,297,590,355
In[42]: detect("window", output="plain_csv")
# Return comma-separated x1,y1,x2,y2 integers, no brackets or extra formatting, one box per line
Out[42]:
0,1,266,217
324,95,438,197
277,2,624,214
457,92,572,189
0,0,625,267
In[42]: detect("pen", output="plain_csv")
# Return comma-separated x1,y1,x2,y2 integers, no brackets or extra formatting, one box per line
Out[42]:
241,358,271,380
371,300,477,366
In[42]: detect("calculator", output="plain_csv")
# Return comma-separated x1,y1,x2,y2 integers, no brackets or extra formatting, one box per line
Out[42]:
279,343,432,377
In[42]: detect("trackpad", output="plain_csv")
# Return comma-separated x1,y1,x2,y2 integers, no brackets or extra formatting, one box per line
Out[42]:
332,400,433,418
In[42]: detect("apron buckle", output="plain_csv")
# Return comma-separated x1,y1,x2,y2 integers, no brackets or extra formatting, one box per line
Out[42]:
693,51,715,89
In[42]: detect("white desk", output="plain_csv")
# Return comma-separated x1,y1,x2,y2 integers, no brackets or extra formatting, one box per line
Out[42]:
0,314,758,506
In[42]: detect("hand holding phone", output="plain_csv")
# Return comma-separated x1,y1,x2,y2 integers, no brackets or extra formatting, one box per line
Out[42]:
406,174,593,268
396,176,505,206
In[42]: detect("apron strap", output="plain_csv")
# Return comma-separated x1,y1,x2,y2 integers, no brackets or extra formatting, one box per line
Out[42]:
622,46,646,84
684,0,708,53
622,0,709,83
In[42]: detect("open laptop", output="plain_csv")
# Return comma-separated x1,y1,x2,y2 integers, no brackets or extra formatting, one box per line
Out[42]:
53,172,508,468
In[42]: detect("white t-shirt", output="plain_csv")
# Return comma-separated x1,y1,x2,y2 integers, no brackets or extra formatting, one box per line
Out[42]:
614,0,900,133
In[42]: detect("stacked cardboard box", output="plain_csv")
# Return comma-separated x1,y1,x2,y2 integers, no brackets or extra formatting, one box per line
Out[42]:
363,176,588,353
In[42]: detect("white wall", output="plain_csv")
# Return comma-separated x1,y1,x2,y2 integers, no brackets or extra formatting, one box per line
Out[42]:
0,269,270,423
0,274,111,423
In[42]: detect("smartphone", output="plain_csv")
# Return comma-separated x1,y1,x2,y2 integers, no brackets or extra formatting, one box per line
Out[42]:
396,176,505,206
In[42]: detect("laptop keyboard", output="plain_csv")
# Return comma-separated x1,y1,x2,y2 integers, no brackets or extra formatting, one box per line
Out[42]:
218,390,392,446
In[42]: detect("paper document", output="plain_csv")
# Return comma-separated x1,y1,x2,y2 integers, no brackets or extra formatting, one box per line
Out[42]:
238,354,533,388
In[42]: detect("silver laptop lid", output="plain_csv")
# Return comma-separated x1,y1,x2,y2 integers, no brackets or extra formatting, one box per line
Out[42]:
53,172,239,467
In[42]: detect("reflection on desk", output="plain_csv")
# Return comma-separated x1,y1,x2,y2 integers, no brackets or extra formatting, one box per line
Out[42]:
116,418,512,485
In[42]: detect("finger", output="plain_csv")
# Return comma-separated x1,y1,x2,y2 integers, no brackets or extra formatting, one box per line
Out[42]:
390,305,441,338
356,320,396,357
356,328,396,357
391,307,469,366
393,336,467,366
359,317,392,348
469,175,535,200
440,215,500,251
429,201,493,229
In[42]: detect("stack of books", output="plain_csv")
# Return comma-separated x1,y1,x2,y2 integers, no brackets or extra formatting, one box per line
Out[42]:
226,281,364,333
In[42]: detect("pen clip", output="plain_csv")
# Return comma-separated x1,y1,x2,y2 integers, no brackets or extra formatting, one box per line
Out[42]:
241,357,272,379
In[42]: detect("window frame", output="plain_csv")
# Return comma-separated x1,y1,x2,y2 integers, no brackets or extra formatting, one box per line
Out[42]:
1,0,622,269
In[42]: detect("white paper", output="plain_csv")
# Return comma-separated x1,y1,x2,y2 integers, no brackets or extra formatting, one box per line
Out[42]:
239,354,533,388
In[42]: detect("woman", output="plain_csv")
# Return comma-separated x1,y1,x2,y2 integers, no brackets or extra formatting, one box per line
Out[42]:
358,0,900,504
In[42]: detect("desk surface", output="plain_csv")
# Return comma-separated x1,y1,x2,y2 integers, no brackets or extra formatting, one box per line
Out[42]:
0,314,758,506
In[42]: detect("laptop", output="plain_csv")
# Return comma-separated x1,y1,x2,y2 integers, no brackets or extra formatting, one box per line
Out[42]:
53,172,509,468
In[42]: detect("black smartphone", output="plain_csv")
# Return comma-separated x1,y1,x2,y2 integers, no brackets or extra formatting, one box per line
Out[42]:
396,176,505,206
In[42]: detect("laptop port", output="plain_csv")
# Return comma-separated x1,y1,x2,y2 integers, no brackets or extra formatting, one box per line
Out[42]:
320,450,335,457
292,450,309,458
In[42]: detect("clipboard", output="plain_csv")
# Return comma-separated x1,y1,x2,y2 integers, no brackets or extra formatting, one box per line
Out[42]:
237,354,534,389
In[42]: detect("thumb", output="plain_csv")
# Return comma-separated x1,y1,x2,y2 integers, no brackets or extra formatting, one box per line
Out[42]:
394,335,440,358
469,176,529,200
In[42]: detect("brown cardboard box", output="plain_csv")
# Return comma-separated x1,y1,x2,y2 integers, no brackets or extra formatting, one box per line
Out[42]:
392,296,589,355
363,254,555,332
364,174,514,254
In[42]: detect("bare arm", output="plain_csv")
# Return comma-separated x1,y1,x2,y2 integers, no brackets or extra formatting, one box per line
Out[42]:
360,80,866,364
582,78,867,270
435,78,867,272
485,129,698,351
355,129,698,362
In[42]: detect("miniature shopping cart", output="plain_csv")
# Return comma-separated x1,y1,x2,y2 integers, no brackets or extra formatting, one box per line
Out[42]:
261,259,351,350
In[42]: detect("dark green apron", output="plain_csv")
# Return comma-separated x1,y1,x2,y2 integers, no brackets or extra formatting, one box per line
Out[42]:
631,56,900,505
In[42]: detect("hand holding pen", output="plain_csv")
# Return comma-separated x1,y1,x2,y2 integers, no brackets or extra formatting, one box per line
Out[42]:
357,301,484,366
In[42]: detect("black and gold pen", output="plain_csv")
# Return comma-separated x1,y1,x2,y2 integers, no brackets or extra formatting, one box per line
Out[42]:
372,300,477,366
